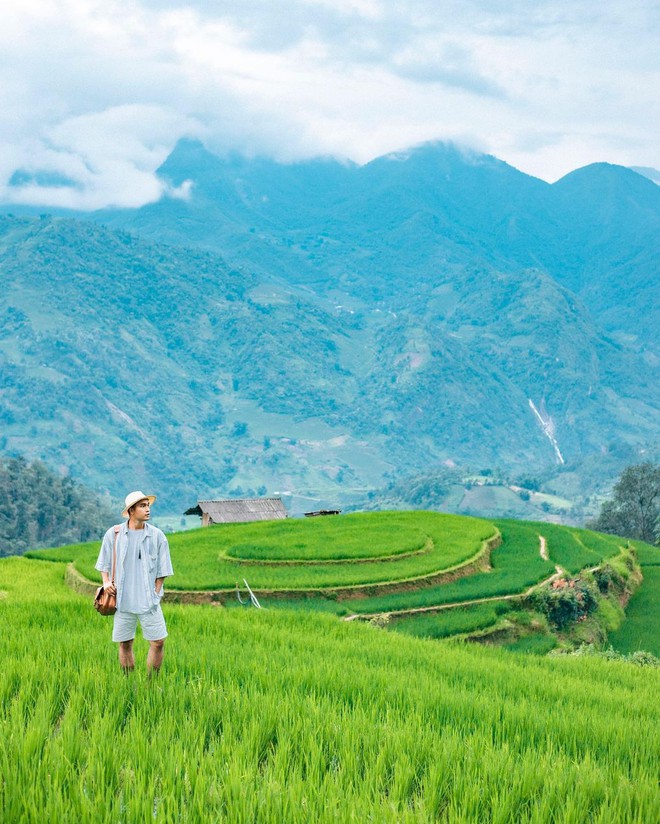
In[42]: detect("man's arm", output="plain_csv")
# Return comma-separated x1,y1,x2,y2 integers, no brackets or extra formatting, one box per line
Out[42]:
95,529,112,586
101,571,116,596
96,527,119,594
155,533,174,580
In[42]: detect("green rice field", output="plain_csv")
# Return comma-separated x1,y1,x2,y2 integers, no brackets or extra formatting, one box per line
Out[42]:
342,519,557,615
608,542,660,657
28,511,493,591
1,555,659,822
390,601,511,640
313,518,628,618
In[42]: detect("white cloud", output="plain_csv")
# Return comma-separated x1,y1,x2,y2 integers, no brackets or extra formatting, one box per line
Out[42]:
2,104,203,209
0,0,658,208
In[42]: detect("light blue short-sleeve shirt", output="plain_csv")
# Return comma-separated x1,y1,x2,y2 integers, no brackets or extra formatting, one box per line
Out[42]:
122,529,152,613
95,522,174,613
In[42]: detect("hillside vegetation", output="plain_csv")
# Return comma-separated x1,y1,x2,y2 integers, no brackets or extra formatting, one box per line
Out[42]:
1,554,659,822
0,456,113,556
1,140,658,512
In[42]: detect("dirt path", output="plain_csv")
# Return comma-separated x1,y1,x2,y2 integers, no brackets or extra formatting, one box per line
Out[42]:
539,535,549,560
343,568,564,622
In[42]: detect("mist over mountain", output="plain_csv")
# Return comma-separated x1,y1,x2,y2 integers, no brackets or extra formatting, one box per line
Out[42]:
1,141,657,512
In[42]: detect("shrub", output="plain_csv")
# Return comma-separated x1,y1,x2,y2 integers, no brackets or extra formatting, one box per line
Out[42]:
593,566,614,594
566,644,659,667
532,578,599,630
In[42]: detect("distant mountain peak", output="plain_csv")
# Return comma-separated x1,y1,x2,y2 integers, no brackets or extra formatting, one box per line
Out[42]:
552,162,660,211
157,138,223,183
631,166,660,185
371,140,495,167
555,161,648,184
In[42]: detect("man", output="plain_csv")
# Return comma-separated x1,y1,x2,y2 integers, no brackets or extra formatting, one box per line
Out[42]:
96,491,174,675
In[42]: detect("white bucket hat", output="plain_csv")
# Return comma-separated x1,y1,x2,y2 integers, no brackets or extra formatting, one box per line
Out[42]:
122,490,156,518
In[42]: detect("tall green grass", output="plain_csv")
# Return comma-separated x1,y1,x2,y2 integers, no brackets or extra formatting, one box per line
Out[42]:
504,634,558,655
606,539,660,657
391,601,510,640
1,556,659,822
608,566,660,657
632,540,660,566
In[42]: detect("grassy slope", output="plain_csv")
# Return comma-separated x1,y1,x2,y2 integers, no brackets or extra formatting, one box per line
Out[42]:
608,540,660,656
28,512,494,591
328,519,556,615
391,601,511,640
222,517,555,614
1,556,659,823
28,514,629,640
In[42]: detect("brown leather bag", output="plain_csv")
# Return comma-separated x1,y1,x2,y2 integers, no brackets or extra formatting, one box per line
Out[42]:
94,525,120,616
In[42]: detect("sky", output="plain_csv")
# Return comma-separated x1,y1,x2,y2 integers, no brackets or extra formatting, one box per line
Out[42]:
1,0,658,209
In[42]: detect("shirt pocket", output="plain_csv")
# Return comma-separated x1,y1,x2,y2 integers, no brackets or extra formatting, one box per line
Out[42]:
148,543,158,574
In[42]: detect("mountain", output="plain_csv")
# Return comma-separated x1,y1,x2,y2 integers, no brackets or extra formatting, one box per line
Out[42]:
90,141,658,350
1,142,658,512
0,216,369,509
548,164,660,346
630,166,660,185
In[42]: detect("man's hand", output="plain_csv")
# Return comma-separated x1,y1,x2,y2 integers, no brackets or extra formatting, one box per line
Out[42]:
104,583,117,597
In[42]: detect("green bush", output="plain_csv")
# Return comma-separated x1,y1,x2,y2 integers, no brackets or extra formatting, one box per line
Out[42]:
593,565,614,594
532,579,599,630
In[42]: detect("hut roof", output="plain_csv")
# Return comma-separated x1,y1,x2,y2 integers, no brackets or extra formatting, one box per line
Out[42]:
198,497,288,524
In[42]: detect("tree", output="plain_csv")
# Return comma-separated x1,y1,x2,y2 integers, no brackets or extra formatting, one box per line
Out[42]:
588,462,660,545
0,456,114,556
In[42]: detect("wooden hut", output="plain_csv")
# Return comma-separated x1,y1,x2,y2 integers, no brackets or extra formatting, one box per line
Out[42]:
198,497,288,526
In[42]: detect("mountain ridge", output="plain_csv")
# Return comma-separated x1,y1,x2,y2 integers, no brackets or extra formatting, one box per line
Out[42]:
1,141,657,511
88,140,658,350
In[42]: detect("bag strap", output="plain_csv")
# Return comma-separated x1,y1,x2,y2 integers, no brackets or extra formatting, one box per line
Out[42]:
110,525,120,585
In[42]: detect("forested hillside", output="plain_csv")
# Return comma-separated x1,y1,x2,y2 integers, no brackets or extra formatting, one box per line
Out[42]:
1,141,658,511
100,140,659,353
0,456,112,555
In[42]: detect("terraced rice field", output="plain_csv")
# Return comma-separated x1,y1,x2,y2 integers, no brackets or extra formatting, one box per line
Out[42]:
608,541,660,657
31,514,628,627
343,519,557,615
390,601,512,640
29,511,493,591
1,554,659,822
266,519,625,618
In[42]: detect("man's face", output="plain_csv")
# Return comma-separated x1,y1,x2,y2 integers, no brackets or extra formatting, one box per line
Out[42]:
131,499,151,522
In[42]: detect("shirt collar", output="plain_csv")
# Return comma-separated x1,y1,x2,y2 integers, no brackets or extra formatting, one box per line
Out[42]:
121,521,152,540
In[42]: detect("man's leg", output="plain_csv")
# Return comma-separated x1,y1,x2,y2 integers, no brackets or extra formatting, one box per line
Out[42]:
142,604,168,676
113,612,137,673
147,638,165,675
118,640,135,673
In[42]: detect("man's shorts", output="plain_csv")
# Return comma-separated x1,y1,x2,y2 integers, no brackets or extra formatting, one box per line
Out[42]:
112,605,168,642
